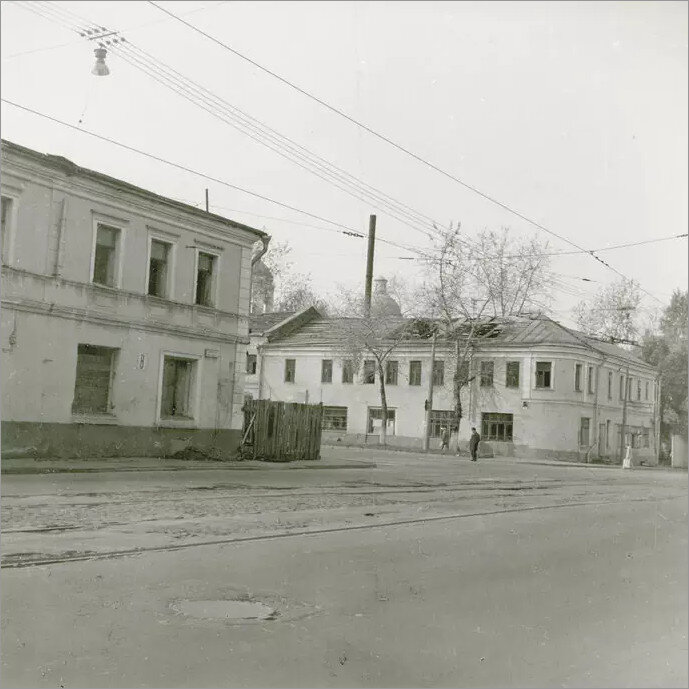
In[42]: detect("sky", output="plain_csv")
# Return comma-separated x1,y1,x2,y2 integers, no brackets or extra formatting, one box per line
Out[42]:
1,0,687,327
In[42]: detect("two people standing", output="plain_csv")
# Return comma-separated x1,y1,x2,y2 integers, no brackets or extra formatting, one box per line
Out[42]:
439,426,481,461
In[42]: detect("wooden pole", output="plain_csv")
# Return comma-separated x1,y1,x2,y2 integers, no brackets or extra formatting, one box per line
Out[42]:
364,214,376,317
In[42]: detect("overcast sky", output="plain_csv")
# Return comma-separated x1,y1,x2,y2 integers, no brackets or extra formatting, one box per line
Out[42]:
2,1,687,325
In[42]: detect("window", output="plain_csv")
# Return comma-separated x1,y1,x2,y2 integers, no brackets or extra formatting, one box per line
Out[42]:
481,412,513,441
480,361,494,387
321,359,333,383
72,344,117,414
642,427,650,448
367,407,396,434
637,379,641,401
575,363,582,391
606,419,611,448
430,410,458,438
160,356,195,418
284,358,296,383
619,375,625,400
342,359,354,384
385,360,398,385
587,366,595,394
432,360,445,387
645,381,649,401
92,224,120,287
1,195,12,264
506,361,520,388
363,360,376,384
246,353,257,375
409,360,422,386
579,417,591,446
322,406,347,431
148,239,172,298
456,359,470,386
608,371,613,400
535,361,552,389
195,251,216,306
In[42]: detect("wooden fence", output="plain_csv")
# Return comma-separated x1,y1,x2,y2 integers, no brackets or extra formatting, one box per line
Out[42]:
241,399,323,462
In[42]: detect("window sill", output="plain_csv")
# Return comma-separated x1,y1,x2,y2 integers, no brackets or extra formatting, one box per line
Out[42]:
71,413,119,425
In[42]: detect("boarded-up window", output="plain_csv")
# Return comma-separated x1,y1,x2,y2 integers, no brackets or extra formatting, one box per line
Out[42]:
506,361,520,388
284,358,296,383
322,406,347,430
148,239,171,297
409,360,422,386
72,344,116,414
535,361,552,389
385,360,398,385
195,252,216,306
432,360,445,386
363,360,376,384
321,359,333,383
161,356,194,418
93,224,120,287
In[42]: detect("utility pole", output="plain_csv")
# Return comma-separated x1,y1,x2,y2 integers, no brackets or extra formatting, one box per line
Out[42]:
205,188,209,212
619,366,629,462
364,214,376,317
423,332,437,451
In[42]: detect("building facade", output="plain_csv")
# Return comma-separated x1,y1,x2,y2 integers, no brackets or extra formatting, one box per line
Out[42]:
255,311,660,463
1,140,265,458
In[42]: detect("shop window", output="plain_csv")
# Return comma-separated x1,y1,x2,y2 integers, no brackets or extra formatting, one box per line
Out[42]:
322,406,347,431
481,412,513,441
367,407,396,434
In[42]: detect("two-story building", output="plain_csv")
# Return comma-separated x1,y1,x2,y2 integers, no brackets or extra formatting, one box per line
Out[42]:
253,308,660,463
1,140,266,458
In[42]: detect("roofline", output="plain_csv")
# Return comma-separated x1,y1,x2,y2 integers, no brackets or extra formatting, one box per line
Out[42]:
1,139,267,240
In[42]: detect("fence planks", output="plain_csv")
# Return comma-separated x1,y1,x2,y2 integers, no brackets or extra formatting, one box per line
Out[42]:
241,399,323,462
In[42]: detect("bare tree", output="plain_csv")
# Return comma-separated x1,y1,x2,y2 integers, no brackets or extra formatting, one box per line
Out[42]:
421,224,552,447
573,278,642,343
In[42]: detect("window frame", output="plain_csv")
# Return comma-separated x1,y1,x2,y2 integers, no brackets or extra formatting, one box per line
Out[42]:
193,247,221,308
587,366,595,394
90,221,125,289
385,360,399,385
481,412,513,441
409,360,422,386
342,359,354,384
322,406,348,431
363,359,376,384
71,343,118,416
156,351,202,426
432,360,445,387
321,359,333,384
645,381,649,401
608,371,613,400
479,360,494,387
574,363,583,392
535,361,553,389
246,353,257,375
636,378,642,401
619,374,625,401
429,410,458,438
284,358,296,384
505,361,520,388
0,192,19,266
579,417,591,446
146,232,176,300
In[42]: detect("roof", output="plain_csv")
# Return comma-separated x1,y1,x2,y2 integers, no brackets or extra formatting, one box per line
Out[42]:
1,139,267,240
264,312,654,369
249,311,296,335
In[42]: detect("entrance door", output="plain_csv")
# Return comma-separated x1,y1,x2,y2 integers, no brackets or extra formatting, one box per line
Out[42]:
598,423,606,456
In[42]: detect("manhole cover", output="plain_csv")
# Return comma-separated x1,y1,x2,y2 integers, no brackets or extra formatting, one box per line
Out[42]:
171,600,277,621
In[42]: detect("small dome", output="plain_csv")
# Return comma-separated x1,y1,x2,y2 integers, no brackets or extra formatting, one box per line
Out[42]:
371,277,401,317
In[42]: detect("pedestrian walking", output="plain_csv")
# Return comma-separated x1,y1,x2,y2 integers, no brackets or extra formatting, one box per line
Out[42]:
469,427,480,462
440,426,450,453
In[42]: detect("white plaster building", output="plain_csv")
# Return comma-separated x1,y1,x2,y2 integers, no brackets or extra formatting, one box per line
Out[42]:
254,309,660,463
1,140,265,458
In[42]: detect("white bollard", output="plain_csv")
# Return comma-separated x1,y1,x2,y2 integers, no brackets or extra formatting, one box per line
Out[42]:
622,445,632,469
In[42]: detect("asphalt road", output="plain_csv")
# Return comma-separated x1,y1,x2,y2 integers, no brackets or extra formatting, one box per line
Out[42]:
1,449,687,687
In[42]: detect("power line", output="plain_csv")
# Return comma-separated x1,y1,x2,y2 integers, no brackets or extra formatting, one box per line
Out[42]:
148,1,667,304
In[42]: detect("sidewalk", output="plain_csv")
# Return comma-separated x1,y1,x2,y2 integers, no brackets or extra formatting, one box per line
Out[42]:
0,454,376,475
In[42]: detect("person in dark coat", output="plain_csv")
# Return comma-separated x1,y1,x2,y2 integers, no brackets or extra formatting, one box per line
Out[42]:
469,427,480,461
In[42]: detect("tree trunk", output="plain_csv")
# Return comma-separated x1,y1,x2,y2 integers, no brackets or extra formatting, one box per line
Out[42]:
377,359,388,446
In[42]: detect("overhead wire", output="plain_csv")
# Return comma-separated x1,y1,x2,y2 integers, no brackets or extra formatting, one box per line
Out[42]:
147,1,668,305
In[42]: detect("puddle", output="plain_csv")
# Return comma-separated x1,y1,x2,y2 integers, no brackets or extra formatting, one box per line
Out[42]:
171,599,278,621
